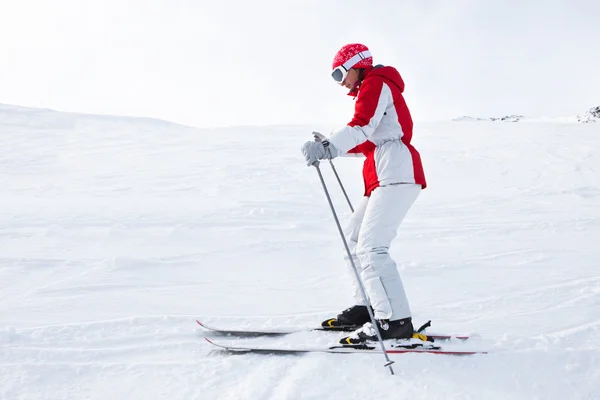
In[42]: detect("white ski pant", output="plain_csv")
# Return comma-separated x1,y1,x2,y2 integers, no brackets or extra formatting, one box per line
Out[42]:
343,183,421,321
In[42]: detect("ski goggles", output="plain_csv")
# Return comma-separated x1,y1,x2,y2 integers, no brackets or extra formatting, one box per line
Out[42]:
331,50,371,83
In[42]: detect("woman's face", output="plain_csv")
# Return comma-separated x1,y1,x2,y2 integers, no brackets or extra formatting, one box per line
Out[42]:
340,68,360,89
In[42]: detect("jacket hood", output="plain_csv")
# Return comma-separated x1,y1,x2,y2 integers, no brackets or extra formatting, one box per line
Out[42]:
347,65,405,97
369,65,405,93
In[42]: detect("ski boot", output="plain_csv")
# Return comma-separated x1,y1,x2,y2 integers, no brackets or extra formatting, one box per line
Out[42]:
339,317,424,344
321,305,371,331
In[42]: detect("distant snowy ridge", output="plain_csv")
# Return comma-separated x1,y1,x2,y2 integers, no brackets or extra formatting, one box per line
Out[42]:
454,106,600,123
453,115,524,122
0,103,191,130
577,106,600,123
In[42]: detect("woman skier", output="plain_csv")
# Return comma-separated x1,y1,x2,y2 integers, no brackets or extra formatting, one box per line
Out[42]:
301,43,427,344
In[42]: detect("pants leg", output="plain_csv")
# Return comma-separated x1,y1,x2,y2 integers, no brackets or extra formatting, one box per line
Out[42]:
342,196,369,305
355,184,421,320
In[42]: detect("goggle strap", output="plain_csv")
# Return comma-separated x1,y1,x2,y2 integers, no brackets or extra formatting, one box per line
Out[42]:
341,50,372,71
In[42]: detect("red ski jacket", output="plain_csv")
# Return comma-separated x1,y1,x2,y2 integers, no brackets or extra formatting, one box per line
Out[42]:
329,65,426,196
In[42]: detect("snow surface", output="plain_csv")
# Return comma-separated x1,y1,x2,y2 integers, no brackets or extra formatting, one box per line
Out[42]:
1,104,600,399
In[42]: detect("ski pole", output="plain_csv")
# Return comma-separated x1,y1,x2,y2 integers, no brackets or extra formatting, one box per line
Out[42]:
312,131,354,213
311,161,395,375
327,160,354,213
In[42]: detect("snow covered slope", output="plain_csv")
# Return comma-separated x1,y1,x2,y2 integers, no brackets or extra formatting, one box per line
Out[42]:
1,104,599,399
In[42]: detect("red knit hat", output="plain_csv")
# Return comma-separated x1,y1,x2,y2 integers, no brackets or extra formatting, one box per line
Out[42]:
332,43,373,70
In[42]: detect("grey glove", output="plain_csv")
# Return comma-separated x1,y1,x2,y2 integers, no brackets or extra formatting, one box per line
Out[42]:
301,137,340,166
312,131,327,143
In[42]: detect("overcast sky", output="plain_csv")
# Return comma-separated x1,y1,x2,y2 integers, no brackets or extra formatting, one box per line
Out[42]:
1,0,598,128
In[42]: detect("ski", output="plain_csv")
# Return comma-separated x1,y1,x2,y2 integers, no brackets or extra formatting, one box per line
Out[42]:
196,320,472,341
204,337,487,355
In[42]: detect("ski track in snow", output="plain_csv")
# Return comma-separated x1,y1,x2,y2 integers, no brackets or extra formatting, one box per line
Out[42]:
1,106,600,399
